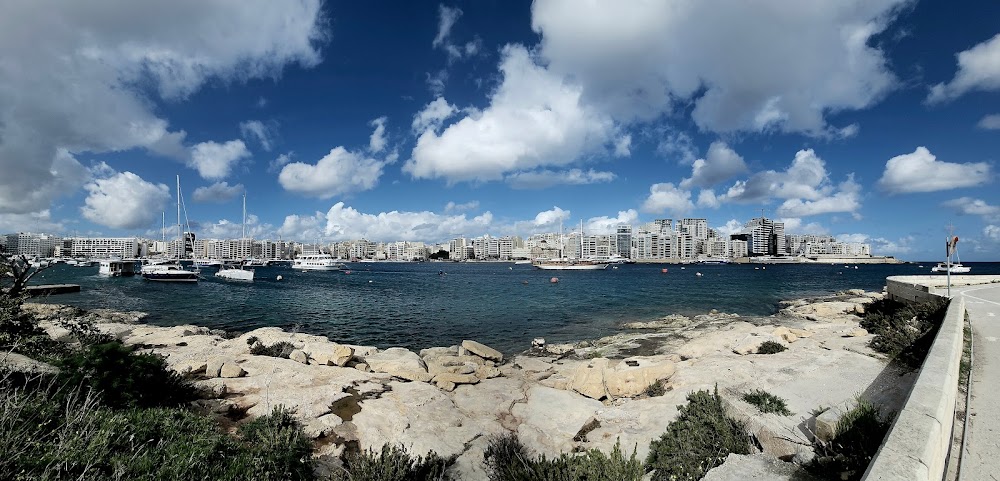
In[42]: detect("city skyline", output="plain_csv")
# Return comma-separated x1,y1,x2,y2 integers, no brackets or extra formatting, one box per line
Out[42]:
0,1,998,260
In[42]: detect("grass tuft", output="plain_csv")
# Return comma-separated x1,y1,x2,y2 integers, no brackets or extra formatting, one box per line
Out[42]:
808,399,892,481
250,341,297,358
742,389,792,415
757,340,786,354
483,433,643,481
332,444,455,481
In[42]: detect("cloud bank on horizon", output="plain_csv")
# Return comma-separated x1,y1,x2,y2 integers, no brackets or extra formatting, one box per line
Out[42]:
0,0,997,260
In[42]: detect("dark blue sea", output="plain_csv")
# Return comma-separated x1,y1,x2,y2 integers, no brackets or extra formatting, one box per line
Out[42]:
30,261,1000,354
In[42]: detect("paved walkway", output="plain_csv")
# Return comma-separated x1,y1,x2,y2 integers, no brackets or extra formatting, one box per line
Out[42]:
955,283,1000,481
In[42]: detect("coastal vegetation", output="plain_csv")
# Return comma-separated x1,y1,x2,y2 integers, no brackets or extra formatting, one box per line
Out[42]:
860,297,948,368
332,445,455,481
483,434,643,481
645,388,752,481
249,338,297,358
742,389,792,415
809,399,893,481
756,340,786,354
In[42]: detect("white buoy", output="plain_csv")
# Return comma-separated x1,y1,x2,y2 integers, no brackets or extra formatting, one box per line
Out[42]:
550,277,559,283
695,272,703,277
276,275,283,281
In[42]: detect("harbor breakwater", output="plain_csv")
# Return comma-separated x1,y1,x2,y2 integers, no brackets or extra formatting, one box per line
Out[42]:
22,288,916,479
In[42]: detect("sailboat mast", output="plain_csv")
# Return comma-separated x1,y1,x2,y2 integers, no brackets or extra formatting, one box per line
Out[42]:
242,191,247,241
176,175,182,260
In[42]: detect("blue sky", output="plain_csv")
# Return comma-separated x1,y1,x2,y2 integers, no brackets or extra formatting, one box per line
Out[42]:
0,0,998,260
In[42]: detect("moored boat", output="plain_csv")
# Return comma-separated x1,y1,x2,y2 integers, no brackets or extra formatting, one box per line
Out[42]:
293,253,343,271
532,258,609,270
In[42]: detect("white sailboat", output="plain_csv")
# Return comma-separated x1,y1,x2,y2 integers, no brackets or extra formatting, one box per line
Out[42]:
931,233,970,274
216,191,255,281
142,176,199,282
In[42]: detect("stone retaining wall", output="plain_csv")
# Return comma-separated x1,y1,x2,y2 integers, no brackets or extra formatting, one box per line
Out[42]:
863,284,965,480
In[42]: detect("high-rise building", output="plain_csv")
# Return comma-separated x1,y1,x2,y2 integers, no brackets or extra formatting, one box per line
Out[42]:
615,224,632,258
743,217,785,256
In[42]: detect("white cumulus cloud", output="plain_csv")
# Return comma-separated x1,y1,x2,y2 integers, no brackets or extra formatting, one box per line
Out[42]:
680,141,748,189
278,147,386,199
192,182,244,203
188,140,251,180
81,171,171,229
323,202,494,242
641,183,694,216
928,33,1000,103
978,114,1000,130
943,197,1000,221
369,116,388,153
0,0,324,215
530,0,903,136
585,210,639,235
412,97,458,133
406,45,616,183
878,146,991,194
239,120,275,151
505,169,616,190
444,201,479,213
985,225,1000,242
777,176,862,218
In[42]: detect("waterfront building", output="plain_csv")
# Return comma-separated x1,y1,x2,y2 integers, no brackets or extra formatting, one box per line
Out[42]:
744,217,785,256
615,224,632,258
69,237,141,259
705,239,729,258
449,237,468,261
729,239,749,258
5,232,62,257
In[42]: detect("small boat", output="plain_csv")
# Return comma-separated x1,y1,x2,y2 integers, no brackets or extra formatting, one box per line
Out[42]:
215,263,254,281
143,175,198,282
141,263,199,282
194,259,223,268
99,259,137,277
293,253,343,271
931,262,970,274
532,258,609,270
931,233,970,274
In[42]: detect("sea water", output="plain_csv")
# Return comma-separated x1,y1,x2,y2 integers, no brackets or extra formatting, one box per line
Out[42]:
31,261,1000,354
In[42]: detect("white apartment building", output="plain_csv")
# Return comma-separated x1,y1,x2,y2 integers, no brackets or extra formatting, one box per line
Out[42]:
5,233,62,257
615,224,632,258
69,237,141,259
730,239,749,258
449,238,468,261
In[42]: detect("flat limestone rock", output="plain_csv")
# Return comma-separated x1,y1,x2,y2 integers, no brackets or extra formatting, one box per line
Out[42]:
512,385,604,456
0,352,59,374
702,454,819,481
461,340,503,362
604,358,676,398
290,349,309,364
571,358,611,400
364,347,429,380
219,362,246,378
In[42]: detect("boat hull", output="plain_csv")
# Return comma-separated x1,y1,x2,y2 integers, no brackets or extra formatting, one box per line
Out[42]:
215,268,254,281
534,263,608,270
141,272,199,282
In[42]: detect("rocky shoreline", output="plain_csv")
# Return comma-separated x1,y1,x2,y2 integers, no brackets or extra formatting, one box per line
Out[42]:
21,288,915,479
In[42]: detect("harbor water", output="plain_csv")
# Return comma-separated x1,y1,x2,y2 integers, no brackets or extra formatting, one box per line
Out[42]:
31,261,1000,354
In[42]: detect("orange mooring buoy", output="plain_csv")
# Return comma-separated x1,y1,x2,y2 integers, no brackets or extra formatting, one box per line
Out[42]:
661,268,668,273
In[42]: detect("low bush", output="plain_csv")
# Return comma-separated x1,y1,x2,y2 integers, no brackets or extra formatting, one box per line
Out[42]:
757,340,786,354
742,389,792,415
333,444,456,481
645,388,751,481
860,298,948,368
644,381,666,397
55,341,196,409
809,399,892,481
0,293,65,361
0,380,316,481
250,340,297,358
483,433,642,481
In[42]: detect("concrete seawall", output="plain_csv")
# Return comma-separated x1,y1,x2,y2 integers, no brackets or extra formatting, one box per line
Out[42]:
863,275,1000,480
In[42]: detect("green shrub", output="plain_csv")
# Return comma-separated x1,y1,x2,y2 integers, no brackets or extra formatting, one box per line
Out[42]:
809,399,892,481
0,293,65,360
0,381,315,481
742,389,792,415
644,381,666,397
483,433,642,481
757,340,786,354
333,444,456,481
645,388,751,481
860,298,948,368
250,340,296,358
55,341,196,409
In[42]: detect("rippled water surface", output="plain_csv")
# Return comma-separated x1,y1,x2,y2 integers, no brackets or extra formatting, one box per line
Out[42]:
32,261,1000,353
